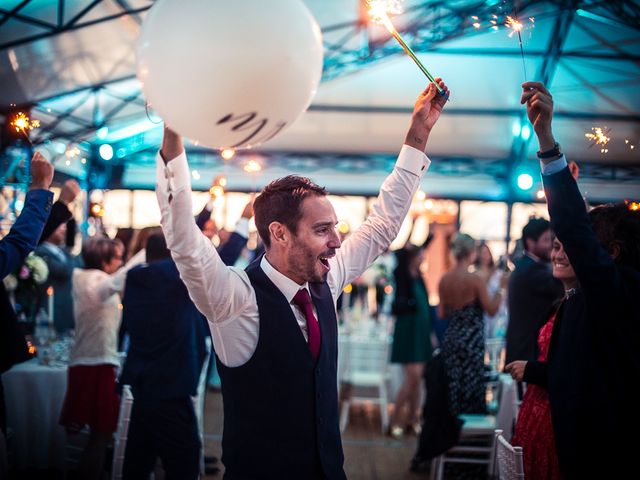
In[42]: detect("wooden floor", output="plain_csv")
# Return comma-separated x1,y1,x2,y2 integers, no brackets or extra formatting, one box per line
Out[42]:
201,390,430,480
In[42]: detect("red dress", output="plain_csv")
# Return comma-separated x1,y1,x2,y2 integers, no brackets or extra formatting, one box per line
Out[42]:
511,311,562,480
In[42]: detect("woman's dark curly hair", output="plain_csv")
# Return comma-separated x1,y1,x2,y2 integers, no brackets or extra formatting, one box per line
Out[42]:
589,202,640,271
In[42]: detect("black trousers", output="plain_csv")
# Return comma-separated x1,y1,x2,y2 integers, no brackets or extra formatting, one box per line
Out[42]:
122,396,200,480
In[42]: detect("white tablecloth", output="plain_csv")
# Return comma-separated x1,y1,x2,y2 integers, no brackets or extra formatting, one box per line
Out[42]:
2,358,68,470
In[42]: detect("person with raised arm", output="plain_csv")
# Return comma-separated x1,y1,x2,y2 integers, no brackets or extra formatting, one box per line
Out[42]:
512,81,640,479
1,152,54,473
156,80,449,479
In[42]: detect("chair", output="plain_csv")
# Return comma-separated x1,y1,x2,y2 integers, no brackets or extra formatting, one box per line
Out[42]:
431,378,513,480
192,337,212,476
485,337,506,375
339,334,391,434
493,429,525,479
111,385,134,480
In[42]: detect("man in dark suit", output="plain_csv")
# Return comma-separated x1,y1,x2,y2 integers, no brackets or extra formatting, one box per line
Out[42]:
505,217,563,365
1,152,54,434
35,179,81,333
119,224,249,479
517,81,640,478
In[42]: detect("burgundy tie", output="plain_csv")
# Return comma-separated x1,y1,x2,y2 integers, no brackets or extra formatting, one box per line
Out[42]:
292,288,321,360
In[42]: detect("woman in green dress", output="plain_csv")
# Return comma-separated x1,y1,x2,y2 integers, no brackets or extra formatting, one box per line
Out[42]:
389,244,434,437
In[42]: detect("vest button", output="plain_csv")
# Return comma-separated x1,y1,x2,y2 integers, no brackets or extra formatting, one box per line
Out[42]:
317,392,321,399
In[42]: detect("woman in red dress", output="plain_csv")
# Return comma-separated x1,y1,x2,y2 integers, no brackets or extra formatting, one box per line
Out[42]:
506,235,578,480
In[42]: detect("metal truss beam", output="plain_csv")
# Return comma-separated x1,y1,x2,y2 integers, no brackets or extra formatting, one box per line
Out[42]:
308,104,640,122
0,0,153,51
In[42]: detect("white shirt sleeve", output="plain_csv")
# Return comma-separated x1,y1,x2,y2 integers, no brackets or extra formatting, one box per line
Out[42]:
327,144,430,298
155,151,256,323
540,155,567,175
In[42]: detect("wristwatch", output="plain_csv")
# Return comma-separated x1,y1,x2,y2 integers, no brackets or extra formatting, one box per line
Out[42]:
536,142,562,159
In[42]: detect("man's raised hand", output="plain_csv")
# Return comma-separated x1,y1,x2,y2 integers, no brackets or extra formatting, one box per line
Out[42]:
405,78,450,152
521,82,556,152
29,152,54,191
59,179,81,205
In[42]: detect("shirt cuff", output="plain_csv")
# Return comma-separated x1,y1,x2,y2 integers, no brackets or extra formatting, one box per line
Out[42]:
540,155,567,176
397,144,431,177
234,218,250,238
156,150,191,195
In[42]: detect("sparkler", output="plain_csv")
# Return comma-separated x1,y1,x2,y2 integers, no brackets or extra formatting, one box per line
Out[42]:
367,0,444,94
584,127,611,146
505,15,528,80
585,127,611,154
9,112,40,145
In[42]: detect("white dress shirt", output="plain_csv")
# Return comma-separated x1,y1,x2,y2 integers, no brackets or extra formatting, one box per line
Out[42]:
156,145,430,367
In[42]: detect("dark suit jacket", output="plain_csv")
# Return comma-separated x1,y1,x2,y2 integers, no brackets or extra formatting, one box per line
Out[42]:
34,243,76,332
119,259,210,399
505,253,563,365
1,189,53,373
524,166,640,478
118,229,248,399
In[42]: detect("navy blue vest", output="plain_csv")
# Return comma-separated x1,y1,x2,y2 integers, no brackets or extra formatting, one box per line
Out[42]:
216,258,346,480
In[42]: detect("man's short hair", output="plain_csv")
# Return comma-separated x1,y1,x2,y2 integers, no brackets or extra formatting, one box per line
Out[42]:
522,217,551,251
253,175,328,249
589,203,640,271
146,232,171,263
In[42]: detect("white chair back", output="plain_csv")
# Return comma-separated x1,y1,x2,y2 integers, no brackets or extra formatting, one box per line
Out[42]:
339,334,391,434
494,429,525,479
111,385,134,480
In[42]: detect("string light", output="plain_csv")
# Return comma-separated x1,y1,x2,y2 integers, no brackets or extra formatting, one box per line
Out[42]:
221,148,236,160
243,159,262,173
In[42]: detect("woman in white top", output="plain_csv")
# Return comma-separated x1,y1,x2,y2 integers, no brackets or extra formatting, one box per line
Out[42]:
59,236,144,480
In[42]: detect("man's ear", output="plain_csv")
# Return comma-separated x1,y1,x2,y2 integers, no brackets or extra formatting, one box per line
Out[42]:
268,222,288,245
609,241,621,261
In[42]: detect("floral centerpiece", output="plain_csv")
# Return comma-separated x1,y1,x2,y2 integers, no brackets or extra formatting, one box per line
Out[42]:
3,252,49,323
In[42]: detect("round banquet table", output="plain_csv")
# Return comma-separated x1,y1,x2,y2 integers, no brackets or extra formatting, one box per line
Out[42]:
2,358,68,470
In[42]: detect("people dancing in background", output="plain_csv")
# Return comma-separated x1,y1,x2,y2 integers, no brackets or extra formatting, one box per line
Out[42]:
506,81,640,478
439,233,506,416
411,232,506,472
58,237,145,480
388,243,434,438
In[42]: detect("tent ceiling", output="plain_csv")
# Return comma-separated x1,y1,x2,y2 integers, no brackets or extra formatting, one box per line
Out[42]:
1,0,639,201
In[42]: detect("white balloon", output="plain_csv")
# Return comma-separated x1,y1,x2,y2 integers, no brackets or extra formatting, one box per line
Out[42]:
136,0,323,150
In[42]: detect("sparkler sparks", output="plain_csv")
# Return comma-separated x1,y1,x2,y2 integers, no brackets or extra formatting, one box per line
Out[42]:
505,16,524,37
585,127,611,147
9,111,40,145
